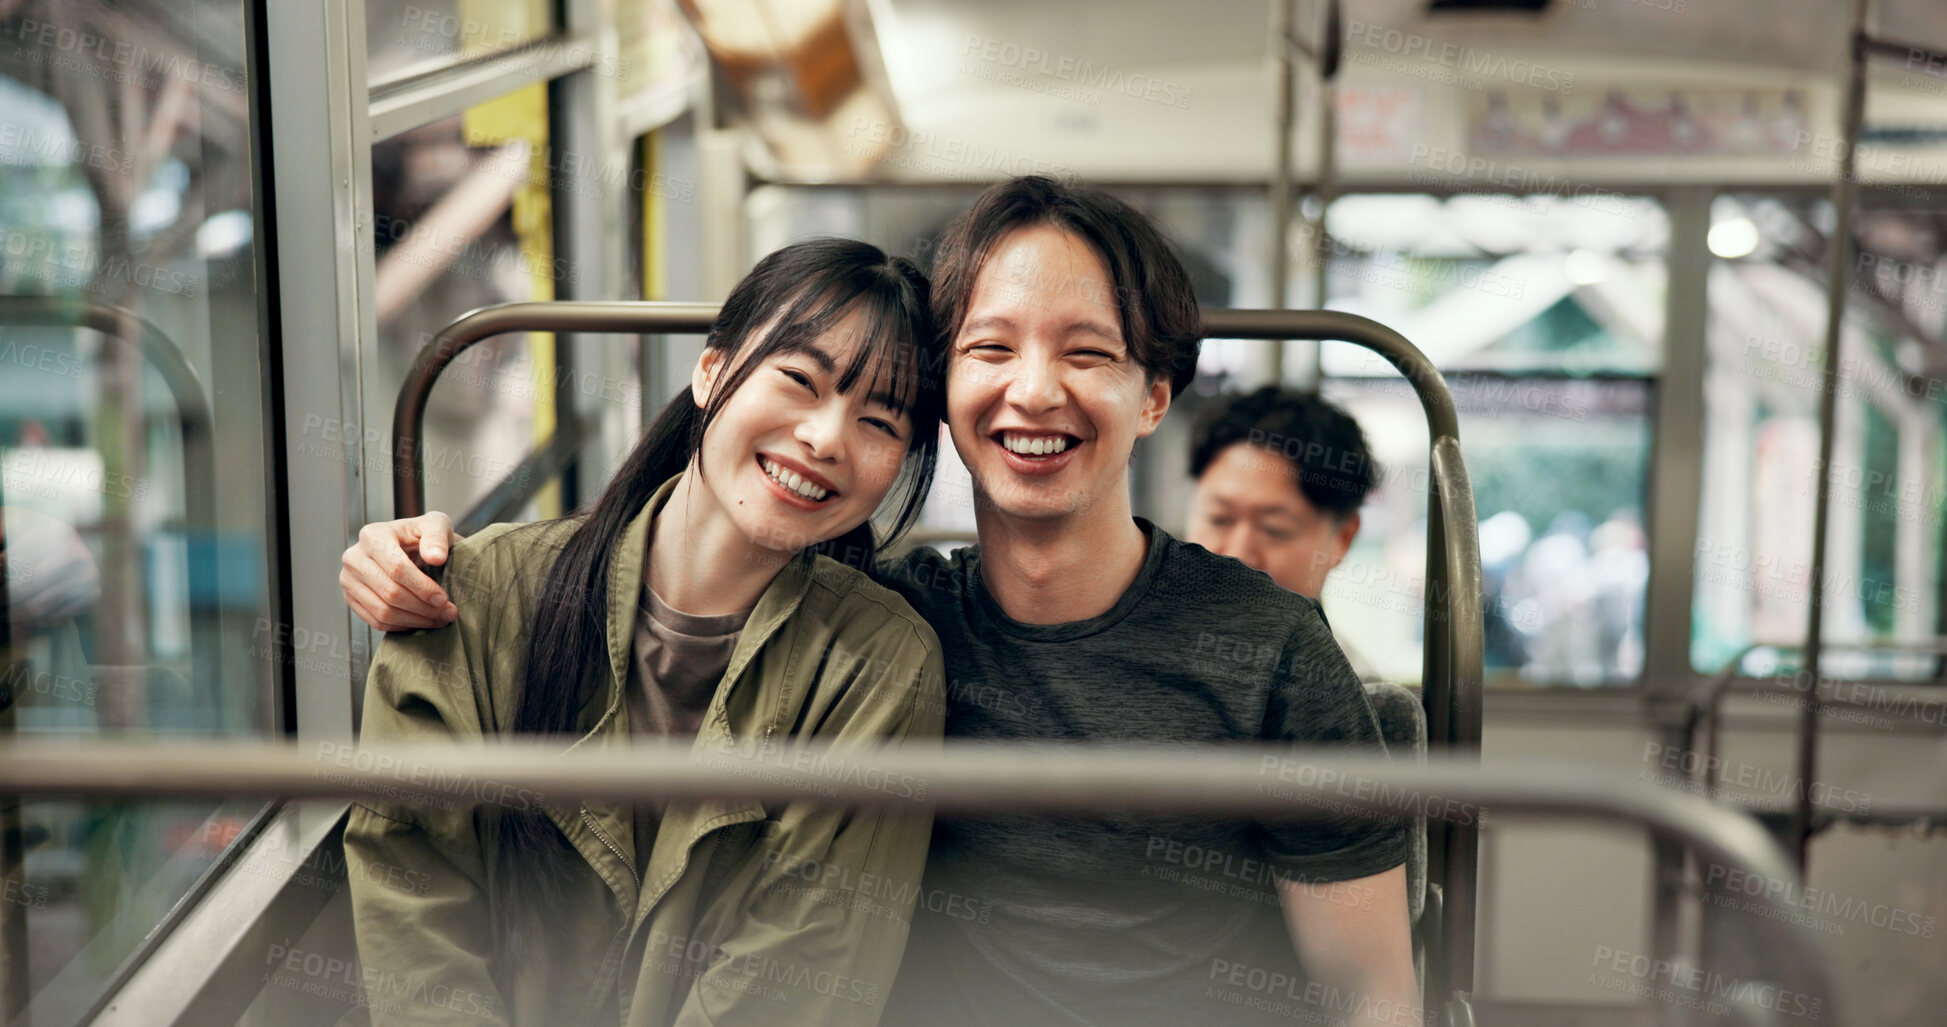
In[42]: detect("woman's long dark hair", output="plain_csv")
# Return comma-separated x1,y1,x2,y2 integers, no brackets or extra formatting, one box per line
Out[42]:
490,238,941,972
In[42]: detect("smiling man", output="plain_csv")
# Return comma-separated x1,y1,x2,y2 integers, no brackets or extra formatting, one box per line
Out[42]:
340,176,1416,1027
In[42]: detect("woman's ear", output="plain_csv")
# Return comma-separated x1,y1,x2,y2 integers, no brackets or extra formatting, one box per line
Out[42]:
691,347,728,408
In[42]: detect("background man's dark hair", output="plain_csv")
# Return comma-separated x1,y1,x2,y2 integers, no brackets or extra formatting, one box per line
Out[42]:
1189,386,1379,520
927,175,1204,397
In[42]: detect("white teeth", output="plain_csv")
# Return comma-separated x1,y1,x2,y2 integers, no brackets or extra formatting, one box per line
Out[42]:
1002,433,1071,456
760,457,829,501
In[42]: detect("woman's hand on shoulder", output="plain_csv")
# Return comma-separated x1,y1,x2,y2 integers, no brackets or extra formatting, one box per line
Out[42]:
341,512,461,632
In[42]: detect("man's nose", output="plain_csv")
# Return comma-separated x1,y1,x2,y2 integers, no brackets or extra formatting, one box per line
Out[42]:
1004,354,1064,414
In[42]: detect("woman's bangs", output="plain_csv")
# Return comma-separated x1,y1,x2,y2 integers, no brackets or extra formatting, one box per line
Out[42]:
833,296,927,419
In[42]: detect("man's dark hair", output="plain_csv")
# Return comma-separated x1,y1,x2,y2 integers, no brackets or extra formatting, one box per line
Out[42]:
928,175,1203,397
1189,386,1378,520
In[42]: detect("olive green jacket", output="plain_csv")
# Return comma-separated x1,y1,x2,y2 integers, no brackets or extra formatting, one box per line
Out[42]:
344,477,946,1027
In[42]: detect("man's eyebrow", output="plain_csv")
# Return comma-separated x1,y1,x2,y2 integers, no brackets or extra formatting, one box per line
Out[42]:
1065,319,1123,344
960,315,1016,337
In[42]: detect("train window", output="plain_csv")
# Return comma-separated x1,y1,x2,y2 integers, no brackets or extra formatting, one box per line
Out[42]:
0,0,277,1017
1692,192,1947,681
365,0,555,88
1315,194,1665,689
365,84,566,520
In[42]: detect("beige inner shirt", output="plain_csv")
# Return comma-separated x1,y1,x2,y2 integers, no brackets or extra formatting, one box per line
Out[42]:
627,582,752,864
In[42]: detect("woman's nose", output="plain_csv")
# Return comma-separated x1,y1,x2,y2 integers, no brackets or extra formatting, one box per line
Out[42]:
795,401,848,459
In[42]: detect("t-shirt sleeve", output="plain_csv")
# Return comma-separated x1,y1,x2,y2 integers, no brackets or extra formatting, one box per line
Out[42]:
1253,601,1409,884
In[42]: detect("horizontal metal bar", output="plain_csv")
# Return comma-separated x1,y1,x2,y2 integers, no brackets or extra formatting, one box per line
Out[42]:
1860,32,1947,78
0,742,1790,881
369,32,602,138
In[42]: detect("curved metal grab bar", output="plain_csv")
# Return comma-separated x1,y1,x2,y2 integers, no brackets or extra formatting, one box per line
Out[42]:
0,296,223,712
0,742,1787,888
0,741,1831,1018
392,301,717,517
1688,640,1947,799
390,300,1486,1010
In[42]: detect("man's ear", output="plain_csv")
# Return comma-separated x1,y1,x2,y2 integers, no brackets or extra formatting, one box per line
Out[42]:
691,347,728,408
1134,376,1173,439
1330,511,1362,565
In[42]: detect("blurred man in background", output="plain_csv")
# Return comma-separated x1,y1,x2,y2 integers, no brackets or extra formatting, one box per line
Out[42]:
1184,385,1378,676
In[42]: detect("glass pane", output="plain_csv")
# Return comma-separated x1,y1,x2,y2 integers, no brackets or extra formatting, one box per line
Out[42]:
1320,193,1669,375
365,0,553,87
0,0,275,1019
1692,193,1947,680
363,85,559,520
1320,373,1653,688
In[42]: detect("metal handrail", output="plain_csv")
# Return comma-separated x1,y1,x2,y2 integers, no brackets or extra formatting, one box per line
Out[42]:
392,301,717,517
1687,640,1947,800
0,741,1831,1024
0,297,225,714
390,301,1486,1013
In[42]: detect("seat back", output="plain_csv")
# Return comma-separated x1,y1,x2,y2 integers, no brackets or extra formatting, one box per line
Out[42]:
1363,680,1428,926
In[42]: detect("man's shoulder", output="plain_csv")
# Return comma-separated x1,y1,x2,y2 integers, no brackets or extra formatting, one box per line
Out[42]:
879,545,976,617
1155,531,1324,625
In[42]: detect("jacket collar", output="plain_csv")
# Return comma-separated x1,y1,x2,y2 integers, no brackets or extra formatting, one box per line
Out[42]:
548,472,818,909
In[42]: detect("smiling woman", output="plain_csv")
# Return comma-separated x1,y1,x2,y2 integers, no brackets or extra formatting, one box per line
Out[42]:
340,236,952,1026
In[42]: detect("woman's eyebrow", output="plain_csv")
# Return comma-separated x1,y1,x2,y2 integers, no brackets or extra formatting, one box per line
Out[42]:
867,389,911,416
778,341,838,373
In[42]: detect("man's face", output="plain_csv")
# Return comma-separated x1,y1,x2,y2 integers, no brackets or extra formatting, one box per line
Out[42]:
946,225,1171,524
1185,442,1359,598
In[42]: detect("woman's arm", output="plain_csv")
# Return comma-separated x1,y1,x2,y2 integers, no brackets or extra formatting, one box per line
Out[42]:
675,622,947,1026
342,542,511,1027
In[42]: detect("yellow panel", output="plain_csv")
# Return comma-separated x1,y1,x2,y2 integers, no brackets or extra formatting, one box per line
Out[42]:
463,81,560,517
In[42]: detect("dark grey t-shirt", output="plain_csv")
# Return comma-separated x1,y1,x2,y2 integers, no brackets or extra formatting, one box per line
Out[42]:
879,519,1407,1026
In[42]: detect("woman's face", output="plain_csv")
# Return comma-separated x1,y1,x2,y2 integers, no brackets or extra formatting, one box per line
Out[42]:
691,307,915,554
